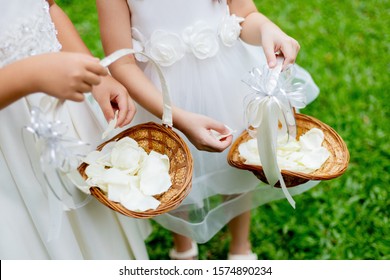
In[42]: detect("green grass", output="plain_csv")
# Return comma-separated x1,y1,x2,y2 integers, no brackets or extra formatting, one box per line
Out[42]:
57,0,390,260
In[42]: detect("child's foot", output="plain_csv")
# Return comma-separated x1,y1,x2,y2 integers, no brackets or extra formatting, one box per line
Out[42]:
227,251,258,260
169,240,198,260
228,241,257,260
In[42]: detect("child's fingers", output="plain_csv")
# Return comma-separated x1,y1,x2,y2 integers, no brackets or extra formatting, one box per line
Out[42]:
280,39,300,68
85,60,108,76
114,95,129,127
205,133,232,152
122,98,136,127
69,92,85,102
77,82,94,94
83,72,102,86
209,121,231,135
101,102,115,123
262,39,277,68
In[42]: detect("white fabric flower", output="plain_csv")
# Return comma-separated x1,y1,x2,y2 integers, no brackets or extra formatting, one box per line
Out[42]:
219,13,244,47
146,30,185,67
131,27,149,63
182,21,219,60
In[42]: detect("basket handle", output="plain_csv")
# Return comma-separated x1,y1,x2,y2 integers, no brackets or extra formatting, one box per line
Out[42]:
100,49,173,128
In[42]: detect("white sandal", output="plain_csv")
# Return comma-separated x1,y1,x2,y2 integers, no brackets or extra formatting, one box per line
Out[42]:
169,241,198,260
227,251,258,260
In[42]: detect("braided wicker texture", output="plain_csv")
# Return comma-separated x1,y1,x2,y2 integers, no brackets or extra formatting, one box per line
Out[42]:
227,113,349,187
78,122,193,218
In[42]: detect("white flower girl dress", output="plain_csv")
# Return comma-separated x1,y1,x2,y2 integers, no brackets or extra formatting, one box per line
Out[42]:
0,0,150,259
126,0,320,243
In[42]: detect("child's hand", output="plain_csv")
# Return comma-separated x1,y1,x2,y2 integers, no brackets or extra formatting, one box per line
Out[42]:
35,52,107,101
175,111,233,152
91,75,136,128
259,21,300,69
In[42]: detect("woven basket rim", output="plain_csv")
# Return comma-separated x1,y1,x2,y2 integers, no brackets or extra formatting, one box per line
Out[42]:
78,121,193,219
227,113,350,183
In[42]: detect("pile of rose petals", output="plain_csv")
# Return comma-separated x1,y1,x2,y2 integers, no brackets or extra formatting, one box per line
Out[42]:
83,137,171,212
238,128,330,173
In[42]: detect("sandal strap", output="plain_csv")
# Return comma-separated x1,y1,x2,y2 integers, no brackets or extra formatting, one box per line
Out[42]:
169,241,198,260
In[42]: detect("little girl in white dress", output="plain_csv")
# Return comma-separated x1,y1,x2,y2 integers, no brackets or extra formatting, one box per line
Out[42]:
97,0,320,259
0,0,151,259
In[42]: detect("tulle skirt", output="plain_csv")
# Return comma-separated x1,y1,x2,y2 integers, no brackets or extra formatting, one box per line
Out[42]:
130,41,320,243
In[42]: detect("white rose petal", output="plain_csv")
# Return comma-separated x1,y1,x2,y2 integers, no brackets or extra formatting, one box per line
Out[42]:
108,183,131,203
83,151,103,165
120,185,161,212
299,148,330,171
107,175,139,203
299,128,325,151
238,139,261,165
102,110,119,140
99,167,131,186
85,163,106,179
83,142,116,167
115,137,139,149
86,177,108,193
111,145,142,174
139,151,171,195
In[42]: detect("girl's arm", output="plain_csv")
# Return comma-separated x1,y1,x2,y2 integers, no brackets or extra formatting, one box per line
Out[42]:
0,52,106,110
96,0,232,152
229,0,300,68
48,0,135,127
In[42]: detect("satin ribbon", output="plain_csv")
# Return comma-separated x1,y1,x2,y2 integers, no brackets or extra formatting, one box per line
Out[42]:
100,48,173,127
23,99,92,240
242,58,307,208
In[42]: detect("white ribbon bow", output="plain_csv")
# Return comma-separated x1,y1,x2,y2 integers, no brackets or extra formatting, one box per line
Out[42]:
242,58,307,208
23,99,92,241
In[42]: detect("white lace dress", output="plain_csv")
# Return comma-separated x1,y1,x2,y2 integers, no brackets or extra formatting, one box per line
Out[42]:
0,0,151,259
126,0,320,243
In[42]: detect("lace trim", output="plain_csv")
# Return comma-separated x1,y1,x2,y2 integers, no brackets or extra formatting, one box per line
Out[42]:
0,0,62,67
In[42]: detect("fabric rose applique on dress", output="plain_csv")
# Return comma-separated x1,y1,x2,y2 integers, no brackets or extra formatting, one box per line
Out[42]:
131,7,244,66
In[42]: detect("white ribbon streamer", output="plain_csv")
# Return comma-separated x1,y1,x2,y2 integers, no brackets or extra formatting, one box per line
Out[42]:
242,58,307,208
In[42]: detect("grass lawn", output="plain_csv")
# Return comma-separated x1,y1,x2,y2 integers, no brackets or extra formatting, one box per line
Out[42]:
58,0,389,260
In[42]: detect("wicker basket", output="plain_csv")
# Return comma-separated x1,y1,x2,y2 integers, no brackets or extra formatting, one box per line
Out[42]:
78,49,193,218
227,113,349,187
78,122,193,218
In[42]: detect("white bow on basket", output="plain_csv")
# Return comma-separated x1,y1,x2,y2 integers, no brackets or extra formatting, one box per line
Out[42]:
228,57,350,209
23,97,92,241
236,57,307,208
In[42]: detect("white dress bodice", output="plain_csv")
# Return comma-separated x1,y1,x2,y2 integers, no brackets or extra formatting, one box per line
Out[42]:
128,0,225,35
0,0,61,67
